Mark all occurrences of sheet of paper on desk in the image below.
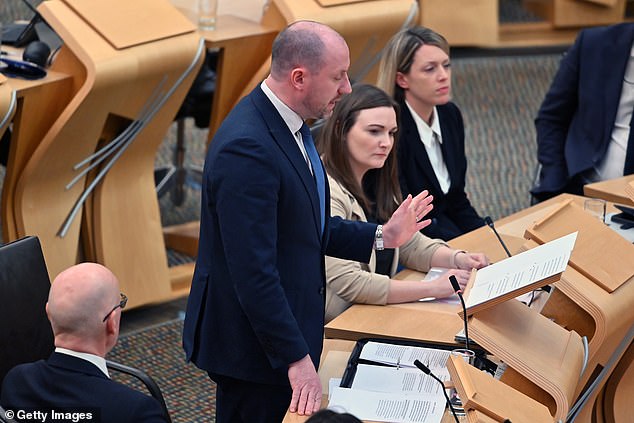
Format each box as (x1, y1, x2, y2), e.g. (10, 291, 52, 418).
(352, 364, 448, 395)
(465, 231, 577, 310)
(329, 387, 445, 423)
(360, 341, 451, 369)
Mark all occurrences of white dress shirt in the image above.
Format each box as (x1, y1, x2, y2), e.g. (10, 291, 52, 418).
(56, 347, 110, 378)
(597, 43, 634, 179)
(260, 81, 313, 173)
(405, 101, 451, 194)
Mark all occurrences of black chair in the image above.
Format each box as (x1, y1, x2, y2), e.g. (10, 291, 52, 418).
(0, 236, 171, 422)
(155, 49, 217, 206)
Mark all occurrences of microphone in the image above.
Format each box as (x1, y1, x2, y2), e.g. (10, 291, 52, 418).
(450, 275, 470, 351)
(484, 216, 511, 258)
(413, 359, 460, 423)
(484, 216, 552, 295)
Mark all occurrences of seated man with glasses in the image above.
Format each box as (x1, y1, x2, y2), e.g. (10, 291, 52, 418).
(1, 262, 167, 423)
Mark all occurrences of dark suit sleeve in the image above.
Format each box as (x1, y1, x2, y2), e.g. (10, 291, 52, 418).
(534, 32, 583, 194)
(131, 394, 169, 422)
(212, 136, 309, 368)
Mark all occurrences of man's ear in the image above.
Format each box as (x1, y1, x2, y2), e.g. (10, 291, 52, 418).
(395, 71, 408, 90)
(290, 67, 306, 90)
(104, 313, 118, 336)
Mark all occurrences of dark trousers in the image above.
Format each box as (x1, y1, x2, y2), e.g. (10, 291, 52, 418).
(210, 373, 292, 423)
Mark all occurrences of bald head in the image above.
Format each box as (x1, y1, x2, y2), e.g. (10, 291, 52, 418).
(270, 20, 346, 80)
(47, 263, 120, 340)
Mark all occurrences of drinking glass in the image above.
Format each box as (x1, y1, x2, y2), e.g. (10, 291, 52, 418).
(584, 198, 606, 223)
(198, 0, 218, 31)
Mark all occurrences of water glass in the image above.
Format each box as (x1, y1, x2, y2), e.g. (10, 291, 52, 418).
(584, 198, 606, 223)
(198, 0, 218, 31)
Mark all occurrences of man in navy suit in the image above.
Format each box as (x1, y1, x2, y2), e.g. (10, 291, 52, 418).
(1, 263, 167, 422)
(532, 23, 634, 201)
(182, 21, 432, 422)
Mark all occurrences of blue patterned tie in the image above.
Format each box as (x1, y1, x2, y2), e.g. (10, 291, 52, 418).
(300, 123, 325, 234)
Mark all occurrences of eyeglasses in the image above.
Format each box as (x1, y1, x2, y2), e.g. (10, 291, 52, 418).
(102, 292, 128, 322)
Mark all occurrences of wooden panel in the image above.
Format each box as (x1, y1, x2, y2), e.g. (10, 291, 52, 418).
(525, 200, 634, 293)
(524, 0, 626, 28)
(583, 174, 634, 207)
(324, 302, 463, 345)
(13, 0, 203, 308)
(470, 300, 584, 421)
(62, 0, 196, 49)
(420, 0, 498, 46)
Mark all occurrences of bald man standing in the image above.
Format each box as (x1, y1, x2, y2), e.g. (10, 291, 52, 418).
(183, 20, 431, 422)
(1, 263, 167, 423)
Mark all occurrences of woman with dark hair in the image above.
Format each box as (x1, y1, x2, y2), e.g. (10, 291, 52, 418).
(377, 26, 485, 241)
(318, 84, 488, 323)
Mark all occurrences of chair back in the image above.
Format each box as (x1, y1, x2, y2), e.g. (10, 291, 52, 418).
(0, 236, 54, 395)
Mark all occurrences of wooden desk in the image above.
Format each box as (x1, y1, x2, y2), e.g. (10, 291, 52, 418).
(583, 174, 634, 206)
(0, 75, 16, 140)
(1, 68, 73, 247)
(2, 0, 203, 308)
(324, 194, 577, 344)
(282, 339, 466, 423)
(326, 194, 634, 422)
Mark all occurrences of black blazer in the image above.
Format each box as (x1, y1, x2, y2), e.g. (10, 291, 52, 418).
(1, 352, 166, 423)
(182, 85, 375, 386)
(398, 101, 484, 240)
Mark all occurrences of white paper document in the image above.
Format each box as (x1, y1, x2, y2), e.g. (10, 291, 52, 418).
(359, 341, 451, 370)
(351, 364, 448, 395)
(465, 231, 578, 310)
(329, 386, 445, 423)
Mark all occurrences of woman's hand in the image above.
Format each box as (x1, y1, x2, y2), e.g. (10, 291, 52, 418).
(430, 269, 471, 298)
(382, 191, 433, 249)
(454, 251, 489, 270)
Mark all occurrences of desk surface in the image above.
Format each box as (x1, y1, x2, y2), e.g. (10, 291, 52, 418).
(584, 175, 634, 206)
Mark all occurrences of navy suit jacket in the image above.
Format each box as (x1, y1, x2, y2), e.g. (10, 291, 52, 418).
(182, 86, 375, 386)
(397, 101, 484, 241)
(1, 352, 166, 422)
(534, 23, 634, 196)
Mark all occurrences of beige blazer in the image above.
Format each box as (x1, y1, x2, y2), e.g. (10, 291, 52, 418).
(325, 175, 448, 323)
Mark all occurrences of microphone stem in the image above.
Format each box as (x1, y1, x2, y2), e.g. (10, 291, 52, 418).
(493, 229, 512, 258)
(457, 294, 470, 351)
(429, 372, 460, 423)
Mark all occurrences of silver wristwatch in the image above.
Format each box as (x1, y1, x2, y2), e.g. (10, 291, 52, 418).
(374, 225, 384, 251)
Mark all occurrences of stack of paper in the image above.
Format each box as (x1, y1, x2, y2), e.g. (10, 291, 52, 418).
(328, 342, 451, 423)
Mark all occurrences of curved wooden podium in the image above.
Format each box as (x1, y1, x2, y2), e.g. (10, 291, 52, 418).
(264, 0, 417, 85)
(10, 0, 204, 307)
(0, 76, 16, 140)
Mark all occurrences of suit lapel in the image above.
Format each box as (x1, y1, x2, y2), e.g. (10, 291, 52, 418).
(438, 107, 459, 189)
(401, 105, 443, 194)
(250, 88, 323, 237)
(602, 28, 634, 144)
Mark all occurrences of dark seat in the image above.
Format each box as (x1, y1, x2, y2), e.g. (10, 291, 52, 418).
(0, 236, 171, 422)
(155, 49, 217, 206)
